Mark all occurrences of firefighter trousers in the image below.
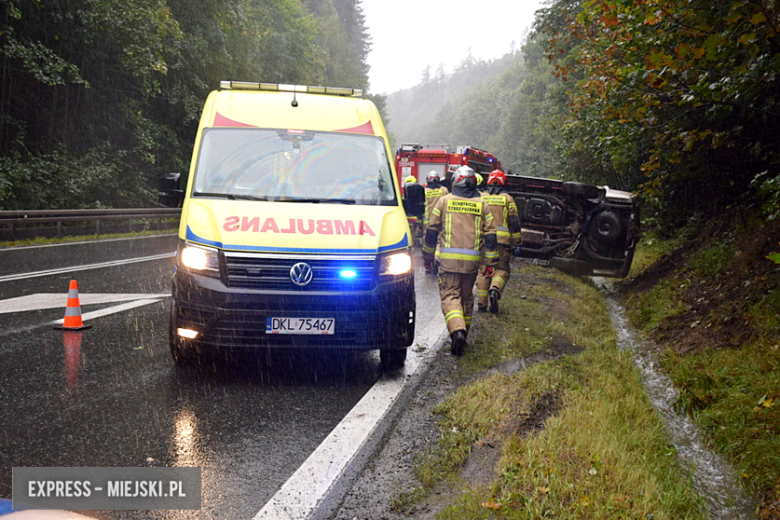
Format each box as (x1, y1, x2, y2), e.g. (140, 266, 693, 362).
(476, 246, 512, 307)
(439, 271, 478, 335)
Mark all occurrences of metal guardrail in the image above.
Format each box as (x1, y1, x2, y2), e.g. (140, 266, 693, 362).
(0, 208, 181, 241)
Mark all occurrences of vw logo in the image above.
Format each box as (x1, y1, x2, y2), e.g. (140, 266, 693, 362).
(290, 262, 313, 287)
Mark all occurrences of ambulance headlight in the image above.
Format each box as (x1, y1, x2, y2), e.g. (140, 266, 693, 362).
(179, 244, 220, 275)
(379, 251, 412, 276)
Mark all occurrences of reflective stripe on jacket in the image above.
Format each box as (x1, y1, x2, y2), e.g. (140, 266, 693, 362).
(423, 186, 449, 225)
(424, 194, 498, 274)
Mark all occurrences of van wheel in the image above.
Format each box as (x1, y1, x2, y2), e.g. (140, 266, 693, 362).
(380, 348, 407, 371)
(618, 241, 637, 279)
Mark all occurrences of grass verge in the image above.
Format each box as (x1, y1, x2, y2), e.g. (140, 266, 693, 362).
(399, 264, 706, 519)
(625, 277, 688, 331)
(625, 231, 685, 283)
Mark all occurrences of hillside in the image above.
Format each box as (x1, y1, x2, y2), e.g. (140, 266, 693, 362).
(385, 52, 521, 145)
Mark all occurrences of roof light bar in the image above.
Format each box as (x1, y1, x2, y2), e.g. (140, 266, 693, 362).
(220, 81, 362, 97)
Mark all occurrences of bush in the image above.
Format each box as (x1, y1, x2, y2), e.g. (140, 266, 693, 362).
(688, 240, 736, 280)
(0, 147, 156, 210)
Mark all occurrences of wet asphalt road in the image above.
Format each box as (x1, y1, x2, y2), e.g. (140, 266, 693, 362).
(0, 239, 441, 519)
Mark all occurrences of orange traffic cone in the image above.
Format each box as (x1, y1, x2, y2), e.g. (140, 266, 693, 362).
(53, 280, 92, 330)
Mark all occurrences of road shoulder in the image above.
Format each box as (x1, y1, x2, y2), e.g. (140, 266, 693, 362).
(333, 262, 709, 520)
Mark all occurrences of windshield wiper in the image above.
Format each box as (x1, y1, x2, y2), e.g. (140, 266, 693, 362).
(193, 192, 267, 201)
(274, 198, 357, 204)
(231, 194, 268, 201)
(193, 191, 235, 199)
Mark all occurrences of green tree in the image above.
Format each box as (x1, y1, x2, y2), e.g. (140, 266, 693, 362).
(542, 0, 780, 222)
(303, 0, 366, 88)
(0, 0, 367, 210)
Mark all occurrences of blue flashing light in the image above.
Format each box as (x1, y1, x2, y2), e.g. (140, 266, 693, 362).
(340, 269, 357, 279)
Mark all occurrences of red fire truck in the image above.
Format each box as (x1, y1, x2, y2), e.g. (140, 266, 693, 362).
(395, 144, 501, 190)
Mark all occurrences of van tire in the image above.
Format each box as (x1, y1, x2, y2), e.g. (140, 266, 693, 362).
(589, 210, 623, 243)
(618, 241, 637, 278)
(380, 348, 407, 371)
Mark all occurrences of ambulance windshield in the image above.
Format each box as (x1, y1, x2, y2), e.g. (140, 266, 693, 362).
(192, 128, 397, 206)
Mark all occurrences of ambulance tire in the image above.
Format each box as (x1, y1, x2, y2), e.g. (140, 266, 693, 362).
(380, 348, 407, 371)
(169, 306, 199, 366)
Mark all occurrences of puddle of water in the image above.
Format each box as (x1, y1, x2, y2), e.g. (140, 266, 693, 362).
(594, 278, 756, 520)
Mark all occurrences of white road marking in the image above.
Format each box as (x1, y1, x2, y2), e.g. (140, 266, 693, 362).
(254, 312, 447, 520)
(0, 252, 175, 283)
(0, 323, 51, 340)
(0, 298, 168, 339)
(51, 299, 165, 325)
(0, 293, 171, 314)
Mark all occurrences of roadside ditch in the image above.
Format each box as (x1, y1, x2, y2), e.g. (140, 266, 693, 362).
(599, 278, 755, 519)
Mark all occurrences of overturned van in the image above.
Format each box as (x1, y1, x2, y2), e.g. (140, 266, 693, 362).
(506, 175, 641, 278)
(170, 81, 415, 369)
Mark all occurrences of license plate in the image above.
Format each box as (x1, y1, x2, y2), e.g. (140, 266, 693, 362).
(266, 317, 335, 335)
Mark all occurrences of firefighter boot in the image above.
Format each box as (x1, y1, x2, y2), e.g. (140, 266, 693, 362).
(450, 329, 467, 357)
(488, 288, 500, 314)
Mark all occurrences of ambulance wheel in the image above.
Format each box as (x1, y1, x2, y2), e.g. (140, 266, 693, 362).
(380, 348, 407, 371)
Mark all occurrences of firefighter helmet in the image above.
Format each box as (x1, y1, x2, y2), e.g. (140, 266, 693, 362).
(404, 175, 417, 184)
(451, 166, 476, 188)
(475, 173, 484, 186)
(427, 170, 441, 183)
(487, 169, 507, 186)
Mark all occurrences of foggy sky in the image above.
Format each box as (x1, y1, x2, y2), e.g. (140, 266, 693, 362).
(362, 0, 548, 95)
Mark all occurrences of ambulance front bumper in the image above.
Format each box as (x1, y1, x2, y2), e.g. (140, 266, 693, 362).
(171, 269, 416, 350)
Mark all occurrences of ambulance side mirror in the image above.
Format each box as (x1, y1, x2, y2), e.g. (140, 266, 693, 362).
(158, 172, 184, 207)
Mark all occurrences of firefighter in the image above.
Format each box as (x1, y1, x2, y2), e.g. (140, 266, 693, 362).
(422, 170, 449, 272)
(424, 170, 449, 225)
(423, 166, 498, 356)
(403, 175, 426, 247)
(476, 169, 522, 313)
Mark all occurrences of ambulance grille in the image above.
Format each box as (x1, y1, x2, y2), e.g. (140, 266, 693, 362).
(223, 253, 376, 291)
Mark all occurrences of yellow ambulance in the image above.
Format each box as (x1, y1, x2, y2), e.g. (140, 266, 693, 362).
(170, 81, 415, 369)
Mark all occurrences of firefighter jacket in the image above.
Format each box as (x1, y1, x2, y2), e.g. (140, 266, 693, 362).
(423, 185, 449, 226)
(423, 193, 498, 274)
(481, 189, 522, 246)
(403, 183, 426, 219)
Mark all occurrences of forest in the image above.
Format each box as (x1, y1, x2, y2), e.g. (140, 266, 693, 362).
(389, 0, 780, 228)
(0, 0, 376, 210)
(3, 0, 780, 227)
